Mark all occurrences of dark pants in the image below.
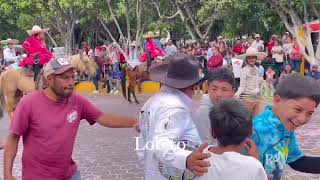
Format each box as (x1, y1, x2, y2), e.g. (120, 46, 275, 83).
(235, 78, 240, 91)
(105, 79, 112, 93)
(92, 69, 101, 90)
(275, 62, 284, 75)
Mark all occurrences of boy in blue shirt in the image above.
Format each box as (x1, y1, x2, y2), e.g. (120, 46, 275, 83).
(253, 73, 320, 180)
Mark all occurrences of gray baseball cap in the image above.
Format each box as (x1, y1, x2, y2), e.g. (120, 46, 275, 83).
(43, 58, 73, 78)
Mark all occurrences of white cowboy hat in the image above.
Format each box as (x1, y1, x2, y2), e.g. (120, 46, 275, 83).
(0, 38, 19, 45)
(27, 25, 50, 36)
(131, 41, 137, 47)
(237, 47, 267, 60)
(143, 31, 159, 39)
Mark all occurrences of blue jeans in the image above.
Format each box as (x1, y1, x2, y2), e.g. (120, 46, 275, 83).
(92, 69, 101, 90)
(71, 170, 81, 180)
(289, 59, 301, 72)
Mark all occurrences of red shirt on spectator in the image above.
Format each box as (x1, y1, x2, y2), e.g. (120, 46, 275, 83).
(267, 41, 275, 55)
(232, 44, 243, 54)
(207, 54, 223, 70)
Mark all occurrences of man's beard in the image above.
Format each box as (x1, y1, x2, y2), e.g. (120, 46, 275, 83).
(52, 86, 73, 99)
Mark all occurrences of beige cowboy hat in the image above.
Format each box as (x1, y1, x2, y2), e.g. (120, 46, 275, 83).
(131, 41, 137, 47)
(27, 25, 50, 36)
(237, 47, 267, 60)
(143, 31, 159, 39)
(0, 38, 19, 45)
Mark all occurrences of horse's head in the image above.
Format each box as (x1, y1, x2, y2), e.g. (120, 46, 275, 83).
(68, 54, 98, 77)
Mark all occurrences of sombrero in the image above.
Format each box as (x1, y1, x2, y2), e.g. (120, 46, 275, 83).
(131, 41, 137, 47)
(0, 38, 19, 45)
(27, 25, 50, 36)
(150, 53, 202, 89)
(237, 47, 267, 60)
(143, 31, 159, 39)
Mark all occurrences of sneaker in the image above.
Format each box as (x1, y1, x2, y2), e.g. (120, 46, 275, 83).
(114, 90, 119, 94)
(93, 90, 99, 94)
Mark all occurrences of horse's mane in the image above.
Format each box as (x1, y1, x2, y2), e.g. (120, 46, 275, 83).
(68, 54, 97, 77)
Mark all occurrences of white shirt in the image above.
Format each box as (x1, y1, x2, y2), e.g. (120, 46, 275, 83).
(164, 44, 177, 56)
(283, 43, 293, 55)
(193, 94, 217, 146)
(251, 40, 264, 51)
(231, 58, 244, 78)
(271, 45, 284, 63)
(3, 48, 18, 62)
(137, 85, 202, 180)
(236, 65, 263, 96)
(195, 147, 268, 180)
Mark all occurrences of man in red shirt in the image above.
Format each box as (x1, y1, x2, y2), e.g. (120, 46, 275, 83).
(207, 46, 224, 71)
(267, 34, 277, 56)
(232, 38, 244, 55)
(20, 25, 53, 68)
(4, 57, 137, 180)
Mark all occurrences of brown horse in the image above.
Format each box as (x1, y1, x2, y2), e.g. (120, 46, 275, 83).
(121, 63, 149, 104)
(121, 57, 168, 104)
(0, 54, 97, 119)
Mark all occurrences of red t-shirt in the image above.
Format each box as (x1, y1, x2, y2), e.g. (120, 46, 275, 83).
(207, 54, 224, 70)
(10, 91, 104, 180)
(232, 44, 243, 54)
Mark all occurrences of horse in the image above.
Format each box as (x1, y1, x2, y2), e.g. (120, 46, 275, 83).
(0, 54, 97, 119)
(120, 53, 167, 105)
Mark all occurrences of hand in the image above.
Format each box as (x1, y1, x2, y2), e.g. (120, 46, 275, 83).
(133, 121, 140, 133)
(244, 138, 259, 160)
(186, 143, 211, 176)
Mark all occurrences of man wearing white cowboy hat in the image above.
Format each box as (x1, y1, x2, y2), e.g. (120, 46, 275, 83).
(20, 25, 53, 71)
(137, 54, 211, 180)
(251, 34, 265, 52)
(1, 38, 20, 66)
(236, 47, 267, 116)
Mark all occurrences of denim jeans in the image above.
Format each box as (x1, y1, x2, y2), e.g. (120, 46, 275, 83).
(71, 170, 81, 180)
(288, 59, 301, 72)
(92, 69, 101, 90)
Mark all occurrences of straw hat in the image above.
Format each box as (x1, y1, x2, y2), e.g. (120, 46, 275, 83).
(131, 41, 137, 47)
(0, 38, 19, 45)
(27, 25, 50, 36)
(237, 47, 267, 60)
(143, 31, 159, 39)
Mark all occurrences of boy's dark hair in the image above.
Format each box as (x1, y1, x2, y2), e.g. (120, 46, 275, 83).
(207, 68, 236, 89)
(274, 73, 320, 105)
(209, 99, 252, 146)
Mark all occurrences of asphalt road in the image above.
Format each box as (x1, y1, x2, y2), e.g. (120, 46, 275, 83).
(0, 93, 319, 180)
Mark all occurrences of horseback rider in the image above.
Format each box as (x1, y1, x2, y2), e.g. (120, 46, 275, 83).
(139, 31, 165, 71)
(20, 25, 53, 81)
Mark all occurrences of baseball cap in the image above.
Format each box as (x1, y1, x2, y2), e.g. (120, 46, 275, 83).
(43, 57, 73, 78)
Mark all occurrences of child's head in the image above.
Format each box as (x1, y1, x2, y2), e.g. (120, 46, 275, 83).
(209, 99, 252, 146)
(207, 68, 236, 103)
(273, 73, 320, 131)
(267, 66, 273, 72)
(284, 64, 292, 73)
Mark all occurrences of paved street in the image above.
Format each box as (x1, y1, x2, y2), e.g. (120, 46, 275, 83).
(0, 93, 320, 180)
